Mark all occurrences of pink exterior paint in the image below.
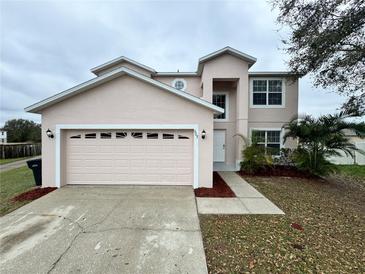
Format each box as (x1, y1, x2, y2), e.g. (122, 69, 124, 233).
(154, 76, 203, 98)
(27, 47, 300, 188)
(41, 76, 213, 187)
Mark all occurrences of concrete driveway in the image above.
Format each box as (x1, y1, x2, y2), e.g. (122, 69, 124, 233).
(0, 186, 207, 274)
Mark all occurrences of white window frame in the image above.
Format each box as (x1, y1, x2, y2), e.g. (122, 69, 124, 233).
(172, 78, 187, 91)
(249, 128, 284, 155)
(55, 124, 199, 189)
(250, 78, 286, 108)
(213, 92, 229, 122)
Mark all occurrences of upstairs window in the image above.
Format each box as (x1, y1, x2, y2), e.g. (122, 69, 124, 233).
(213, 93, 227, 120)
(252, 79, 283, 107)
(251, 129, 281, 155)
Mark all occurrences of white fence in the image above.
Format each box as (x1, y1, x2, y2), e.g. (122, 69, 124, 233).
(328, 142, 365, 165)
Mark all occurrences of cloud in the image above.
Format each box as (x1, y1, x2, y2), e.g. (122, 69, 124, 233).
(0, 0, 346, 126)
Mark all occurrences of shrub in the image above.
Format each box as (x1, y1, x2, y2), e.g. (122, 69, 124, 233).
(240, 144, 273, 174)
(291, 147, 337, 176)
(283, 113, 365, 176)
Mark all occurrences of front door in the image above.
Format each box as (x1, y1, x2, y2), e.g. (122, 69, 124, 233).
(213, 130, 225, 162)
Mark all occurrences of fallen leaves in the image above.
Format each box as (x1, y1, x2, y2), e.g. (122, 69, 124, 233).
(200, 175, 365, 273)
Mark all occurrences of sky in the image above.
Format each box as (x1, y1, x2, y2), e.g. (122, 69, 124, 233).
(0, 0, 348, 126)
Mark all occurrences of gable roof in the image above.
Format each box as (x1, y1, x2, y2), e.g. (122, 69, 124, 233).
(25, 67, 224, 114)
(90, 56, 156, 76)
(197, 46, 257, 74)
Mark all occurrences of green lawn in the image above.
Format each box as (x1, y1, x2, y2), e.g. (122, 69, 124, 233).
(0, 166, 36, 216)
(336, 164, 365, 179)
(0, 157, 33, 165)
(200, 175, 365, 273)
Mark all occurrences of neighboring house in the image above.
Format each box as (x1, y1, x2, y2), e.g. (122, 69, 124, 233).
(25, 47, 299, 188)
(328, 130, 365, 165)
(0, 130, 7, 143)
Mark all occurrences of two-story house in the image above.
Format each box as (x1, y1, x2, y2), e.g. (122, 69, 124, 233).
(25, 47, 298, 188)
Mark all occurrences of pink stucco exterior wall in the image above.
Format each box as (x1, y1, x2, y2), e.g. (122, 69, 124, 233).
(41, 76, 214, 188)
(153, 76, 203, 98)
(32, 50, 300, 188)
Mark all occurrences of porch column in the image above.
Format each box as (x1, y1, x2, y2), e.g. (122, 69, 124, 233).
(235, 73, 249, 169)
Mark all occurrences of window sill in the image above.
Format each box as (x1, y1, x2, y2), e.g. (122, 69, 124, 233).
(250, 105, 285, 109)
(214, 119, 229, 122)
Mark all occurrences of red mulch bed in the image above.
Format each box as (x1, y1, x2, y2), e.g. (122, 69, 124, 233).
(238, 165, 317, 179)
(195, 172, 236, 197)
(12, 187, 57, 202)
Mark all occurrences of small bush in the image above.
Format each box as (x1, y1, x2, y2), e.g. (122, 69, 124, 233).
(292, 147, 337, 176)
(240, 144, 273, 174)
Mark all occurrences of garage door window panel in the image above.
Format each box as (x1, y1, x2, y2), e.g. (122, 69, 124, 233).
(101, 132, 112, 139)
(116, 132, 127, 138)
(163, 133, 174, 139)
(147, 133, 159, 139)
(70, 134, 81, 139)
(85, 133, 97, 139)
(132, 132, 143, 139)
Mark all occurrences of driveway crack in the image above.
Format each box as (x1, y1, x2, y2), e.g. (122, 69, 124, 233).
(84, 199, 124, 231)
(47, 227, 83, 274)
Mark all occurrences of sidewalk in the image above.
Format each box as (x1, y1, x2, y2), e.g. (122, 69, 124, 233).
(0, 156, 41, 172)
(196, 171, 284, 215)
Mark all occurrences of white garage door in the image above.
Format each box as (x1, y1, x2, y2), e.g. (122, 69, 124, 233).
(65, 129, 194, 185)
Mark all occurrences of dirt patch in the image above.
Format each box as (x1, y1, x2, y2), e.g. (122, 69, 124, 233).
(195, 172, 236, 197)
(238, 165, 317, 178)
(12, 187, 57, 202)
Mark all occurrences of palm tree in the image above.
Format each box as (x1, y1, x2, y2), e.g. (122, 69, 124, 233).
(283, 112, 365, 176)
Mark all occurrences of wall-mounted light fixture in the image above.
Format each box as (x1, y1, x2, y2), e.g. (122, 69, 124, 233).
(46, 129, 54, 139)
(201, 130, 206, 140)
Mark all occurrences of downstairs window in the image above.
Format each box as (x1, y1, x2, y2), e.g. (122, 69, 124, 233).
(251, 129, 281, 155)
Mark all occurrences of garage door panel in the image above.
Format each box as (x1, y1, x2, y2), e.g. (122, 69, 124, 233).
(65, 129, 193, 185)
(71, 173, 114, 182)
(69, 167, 115, 174)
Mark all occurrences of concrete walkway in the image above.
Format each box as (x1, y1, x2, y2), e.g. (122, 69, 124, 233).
(196, 171, 284, 215)
(0, 156, 41, 172)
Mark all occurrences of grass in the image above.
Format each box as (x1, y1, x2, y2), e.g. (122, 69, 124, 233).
(0, 157, 33, 165)
(200, 175, 365, 273)
(0, 166, 36, 216)
(336, 164, 365, 179)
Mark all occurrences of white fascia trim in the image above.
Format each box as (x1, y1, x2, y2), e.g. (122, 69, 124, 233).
(155, 72, 198, 76)
(199, 46, 257, 64)
(249, 72, 298, 76)
(213, 91, 229, 122)
(90, 56, 156, 75)
(25, 67, 224, 114)
(197, 46, 257, 74)
(55, 124, 200, 189)
(249, 77, 286, 109)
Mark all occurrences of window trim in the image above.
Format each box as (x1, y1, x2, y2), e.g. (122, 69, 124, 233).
(250, 78, 286, 108)
(172, 78, 187, 91)
(249, 128, 284, 155)
(213, 91, 229, 122)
